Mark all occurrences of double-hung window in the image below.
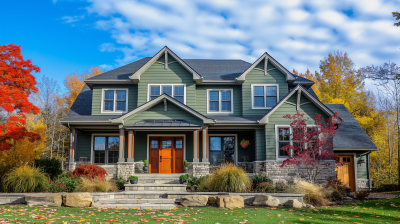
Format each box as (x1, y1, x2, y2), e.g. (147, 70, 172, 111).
(207, 89, 233, 113)
(102, 89, 128, 113)
(251, 84, 279, 109)
(93, 136, 119, 164)
(148, 84, 186, 104)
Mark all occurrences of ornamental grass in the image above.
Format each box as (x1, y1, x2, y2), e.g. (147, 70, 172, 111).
(208, 163, 252, 193)
(74, 177, 117, 192)
(3, 165, 49, 193)
(286, 178, 333, 206)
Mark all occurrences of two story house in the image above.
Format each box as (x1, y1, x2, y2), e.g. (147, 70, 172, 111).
(61, 46, 377, 191)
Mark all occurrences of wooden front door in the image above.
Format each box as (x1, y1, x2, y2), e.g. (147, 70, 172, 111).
(336, 155, 356, 191)
(149, 137, 184, 173)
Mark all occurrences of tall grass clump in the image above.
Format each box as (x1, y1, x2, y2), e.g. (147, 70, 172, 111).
(3, 165, 49, 193)
(74, 177, 117, 192)
(286, 178, 333, 206)
(208, 163, 252, 192)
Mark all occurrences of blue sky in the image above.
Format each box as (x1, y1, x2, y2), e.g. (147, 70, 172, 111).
(1, 0, 400, 91)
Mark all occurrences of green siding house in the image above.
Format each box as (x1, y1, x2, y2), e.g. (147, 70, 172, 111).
(61, 46, 377, 191)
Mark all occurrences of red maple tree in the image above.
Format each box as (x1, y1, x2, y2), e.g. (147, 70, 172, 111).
(279, 112, 342, 182)
(0, 44, 41, 151)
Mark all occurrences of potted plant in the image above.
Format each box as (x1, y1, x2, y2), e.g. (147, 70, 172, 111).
(129, 176, 138, 184)
(179, 174, 189, 184)
(143, 160, 149, 173)
(240, 139, 250, 148)
(183, 160, 188, 173)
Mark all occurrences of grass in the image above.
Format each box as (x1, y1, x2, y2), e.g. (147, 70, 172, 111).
(1, 197, 400, 223)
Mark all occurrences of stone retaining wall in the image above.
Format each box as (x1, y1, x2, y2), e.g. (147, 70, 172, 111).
(357, 179, 372, 190)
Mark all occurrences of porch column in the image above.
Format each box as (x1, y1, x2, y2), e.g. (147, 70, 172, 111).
(127, 130, 134, 162)
(69, 127, 76, 171)
(193, 130, 199, 162)
(202, 127, 209, 162)
(119, 128, 125, 162)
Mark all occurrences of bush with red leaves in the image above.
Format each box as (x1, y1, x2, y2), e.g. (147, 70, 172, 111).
(73, 164, 108, 179)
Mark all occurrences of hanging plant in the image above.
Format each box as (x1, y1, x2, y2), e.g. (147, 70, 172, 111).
(240, 139, 250, 148)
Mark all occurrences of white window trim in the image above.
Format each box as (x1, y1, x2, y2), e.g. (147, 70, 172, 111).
(251, 84, 279, 109)
(147, 84, 186, 104)
(275, 124, 318, 161)
(206, 89, 234, 114)
(101, 88, 129, 114)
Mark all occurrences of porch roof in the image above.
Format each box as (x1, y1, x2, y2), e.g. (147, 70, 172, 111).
(124, 119, 201, 127)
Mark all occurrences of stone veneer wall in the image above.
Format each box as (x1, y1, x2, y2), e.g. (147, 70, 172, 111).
(135, 162, 144, 173)
(189, 162, 210, 177)
(253, 161, 336, 184)
(117, 162, 135, 180)
(357, 179, 372, 190)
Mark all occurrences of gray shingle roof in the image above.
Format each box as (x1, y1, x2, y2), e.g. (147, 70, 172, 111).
(183, 59, 251, 81)
(65, 84, 93, 117)
(124, 119, 200, 127)
(326, 104, 377, 150)
(86, 57, 151, 80)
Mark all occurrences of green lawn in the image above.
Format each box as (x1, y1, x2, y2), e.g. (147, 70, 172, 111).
(1, 198, 400, 223)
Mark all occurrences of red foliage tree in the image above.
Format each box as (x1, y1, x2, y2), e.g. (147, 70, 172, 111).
(279, 112, 342, 182)
(0, 44, 41, 151)
(73, 164, 108, 179)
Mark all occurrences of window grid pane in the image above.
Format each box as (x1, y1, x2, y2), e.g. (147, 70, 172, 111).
(254, 86, 264, 96)
(162, 140, 172, 148)
(151, 140, 158, 148)
(104, 101, 114, 111)
(150, 86, 160, 97)
(176, 139, 182, 148)
(209, 101, 219, 111)
(162, 86, 172, 95)
(209, 91, 219, 101)
(254, 96, 264, 107)
(221, 101, 231, 112)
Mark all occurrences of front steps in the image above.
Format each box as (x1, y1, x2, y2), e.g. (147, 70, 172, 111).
(95, 198, 176, 210)
(125, 183, 187, 191)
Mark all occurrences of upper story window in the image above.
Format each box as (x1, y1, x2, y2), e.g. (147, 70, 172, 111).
(207, 89, 234, 114)
(101, 89, 128, 113)
(147, 84, 186, 104)
(251, 84, 279, 109)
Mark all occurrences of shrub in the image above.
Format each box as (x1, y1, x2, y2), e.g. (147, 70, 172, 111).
(198, 175, 211, 191)
(74, 177, 118, 192)
(3, 165, 49, 193)
(129, 176, 138, 181)
(46, 172, 81, 193)
(355, 190, 370, 200)
(34, 158, 63, 180)
(326, 178, 347, 196)
(255, 181, 276, 192)
(113, 178, 127, 190)
(186, 176, 209, 191)
(208, 163, 252, 193)
(251, 174, 270, 190)
(73, 164, 107, 179)
(286, 178, 333, 206)
(275, 182, 288, 192)
(179, 174, 190, 181)
(183, 160, 188, 167)
(144, 160, 148, 167)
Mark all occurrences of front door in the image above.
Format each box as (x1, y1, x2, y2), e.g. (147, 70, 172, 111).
(160, 138, 173, 173)
(149, 137, 184, 173)
(336, 155, 356, 191)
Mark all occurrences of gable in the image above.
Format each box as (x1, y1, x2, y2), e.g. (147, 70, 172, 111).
(124, 101, 204, 126)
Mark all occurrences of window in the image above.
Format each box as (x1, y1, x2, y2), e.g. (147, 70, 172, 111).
(207, 89, 233, 113)
(209, 136, 235, 165)
(251, 84, 279, 109)
(276, 125, 319, 159)
(101, 89, 128, 113)
(93, 136, 119, 164)
(147, 84, 186, 104)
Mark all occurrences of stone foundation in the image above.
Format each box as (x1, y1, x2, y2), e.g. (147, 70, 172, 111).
(68, 162, 76, 172)
(253, 160, 336, 184)
(357, 179, 372, 190)
(135, 162, 144, 173)
(189, 162, 210, 177)
(237, 162, 254, 173)
(117, 162, 135, 180)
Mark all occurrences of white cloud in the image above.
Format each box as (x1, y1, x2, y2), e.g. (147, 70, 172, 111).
(61, 15, 85, 23)
(85, 0, 400, 75)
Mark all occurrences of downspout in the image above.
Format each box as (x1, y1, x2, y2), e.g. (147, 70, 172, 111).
(367, 152, 372, 191)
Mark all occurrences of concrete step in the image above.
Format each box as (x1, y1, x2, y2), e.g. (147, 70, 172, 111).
(95, 203, 176, 210)
(125, 183, 187, 191)
(97, 198, 175, 204)
(138, 178, 179, 184)
(134, 173, 185, 178)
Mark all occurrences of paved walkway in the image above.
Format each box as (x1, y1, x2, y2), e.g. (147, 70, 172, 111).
(369, 192, 399, 200)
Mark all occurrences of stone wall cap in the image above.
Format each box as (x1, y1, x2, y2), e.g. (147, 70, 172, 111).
(117, 162, 136, 164)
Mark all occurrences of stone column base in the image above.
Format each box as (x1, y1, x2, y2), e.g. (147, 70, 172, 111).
(189, 162, 210, 177)
(357, 179, 372, 190)
(117, 162, 135, 180)
(68, 162, 76, 172)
